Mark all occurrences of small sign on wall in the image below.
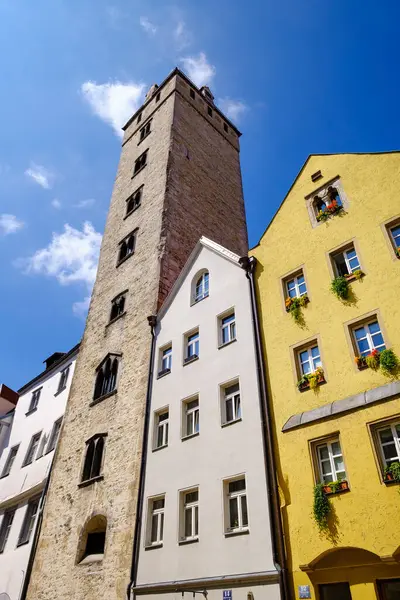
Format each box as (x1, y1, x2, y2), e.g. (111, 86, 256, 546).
(298, 585, 311, 599)
(223, 591, 232, 600)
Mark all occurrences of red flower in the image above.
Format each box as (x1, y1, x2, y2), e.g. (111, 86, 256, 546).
(371, 349, 379, 356)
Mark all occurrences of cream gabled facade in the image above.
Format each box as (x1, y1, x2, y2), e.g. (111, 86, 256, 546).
(0, 346, 78, 600)
(134, 238, 281, 600)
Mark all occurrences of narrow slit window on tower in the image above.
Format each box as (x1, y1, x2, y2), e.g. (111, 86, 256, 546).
(125, 187, 142, 217)
(208, 106, 213, 117)
(190, 89, 195, 100)
(78, 515, 107, 563)
(133, 150, 148, 177)
(109, 292, 127, 322)
(117, 230, 137, 265)
(93, 354, 120, 401)
(137, 112, 142, 124)
(224, 123, 228, 133)
(139, 120, 152, 143)
(81, 434, 106, 483)
(156, 92, 161, 102)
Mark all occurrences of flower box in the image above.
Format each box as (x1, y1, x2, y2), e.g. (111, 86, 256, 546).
(285, 294, 309, 313)
(384, 472, 394, 482)
(323, 480, 349, 494)
(297, 369, 325, 392)
(316, 201, 343, 222)
(355, 356, 368, 370)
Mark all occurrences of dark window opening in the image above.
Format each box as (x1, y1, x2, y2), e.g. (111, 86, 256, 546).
(327, 186, 343, 206)
(137, 112, 142, 124)
(28, 389, 41, 413)
(133, 150, 147, 175)
(140, 121, 151, 142)
(57, 367, 70, 393)
(156, 92, 161, 102)
(82, 435, 105, 482)
(208, 106, 213, 117)
(190, 89, 195, 100)
(319, 583, 351, 600)
(85, 531, 105, 556)
(223, 123, 228, 133)
(93, 356, 119, 400)
(126, 188, 142, 215)
(110, 294, 126, 322)
(311, 170, 322, 182)
(118, 231, 137, 264)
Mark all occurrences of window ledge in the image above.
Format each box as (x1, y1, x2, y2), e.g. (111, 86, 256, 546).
(224, 528, 249, 538)
(116, 252, 135, 268)
(78, 475, 104, 488)
(383, 477, 400, 486)
(323, 481, 350, 496)
(152, 444, 168, 453)
(105, 312, 126, 328)
(124, 205, 141, 220)
(181, 432, 200, 442)
(89, 389, 117, 407)
(344, 271, 365, 283)
(145, 543, 163, 551)
(79, 553, 104, 565)
(221, 417, 242, 429)
(157, 369, 171, 379)
(183, 355, 199, 367)
(190, 294, 209, 307)
(16, 539, 30, 548)
(0, 473, 10, 479)
(218, 339, 237, 350)
(179, 537, 199, 546)
(138, 131, 151, 146)
(298, 377, 326, 393)
(131, 164, 147, 179)
(21, 461, 33, 469)
(54, 386, 67, 397)
(25, 408, 37, 416)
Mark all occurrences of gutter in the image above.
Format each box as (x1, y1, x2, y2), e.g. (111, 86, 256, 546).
(127, 315, 157, 600)
(239, 256, 291, 600)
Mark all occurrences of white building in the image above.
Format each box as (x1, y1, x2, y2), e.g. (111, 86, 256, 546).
(0, 345, 79, 600)
(132, 238, 282, 600)
(0, 385, 19, 461)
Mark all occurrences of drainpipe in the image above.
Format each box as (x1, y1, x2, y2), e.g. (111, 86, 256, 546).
(127, 315, 157, 600)
(19, 457, 55, 600)
(239, 256, 291, 600)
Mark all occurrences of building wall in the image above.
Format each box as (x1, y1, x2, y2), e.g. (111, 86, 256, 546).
(0, 350, 77, 600)
(251, 153, 400, 599)
(27, 71, 248, 600)
(136, 244, 278, 598)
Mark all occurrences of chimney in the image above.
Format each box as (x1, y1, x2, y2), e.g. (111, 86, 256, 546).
(43, 352, 65, 370)
(145, 84, 159, 102)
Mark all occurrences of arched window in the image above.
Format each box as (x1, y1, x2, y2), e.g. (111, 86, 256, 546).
(327, 186, 342, 207)
(118, 230, 137, 264)
(313, 195, 326, 216)
(193, 271, 209, 303)
(110, 293, 126, 322)
(93, 353, 121, 401)
(81, 434, 106, 483)
(77, 514, 107, 564)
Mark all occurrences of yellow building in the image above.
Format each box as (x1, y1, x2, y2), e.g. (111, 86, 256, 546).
(251, 152, 400, 600)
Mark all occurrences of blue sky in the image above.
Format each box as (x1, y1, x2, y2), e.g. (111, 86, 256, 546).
(1, 0, 399, 389)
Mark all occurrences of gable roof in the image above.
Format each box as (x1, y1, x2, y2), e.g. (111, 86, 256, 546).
(251, 150, 400, 251)
(157, 237, 242, 321)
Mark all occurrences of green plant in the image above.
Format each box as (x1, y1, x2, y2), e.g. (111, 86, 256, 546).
(308, 373, 318, 390)
(330, 276, 349, 300)
(365, 349, 380, 370)
(313, 483, 331, 531)
(353, 269, 363, 280)
(384, 462, 400, 482)
(379, 349, 399, 375)
(297, 367, 325, 392)
(286, 294, 309, 324)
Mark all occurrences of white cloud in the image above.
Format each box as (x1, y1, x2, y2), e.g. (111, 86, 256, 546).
(174, 20, 191, 50)
(73, 296, 91, 318)
(0, 214, 24, 235)
(51, 198, 62, 209)
(180, 52, 216, 87)
(75, 198, 95, 209)
(218, 98, 248, 123)
(140, 16, 157, 35)
(81, 80, 146, 137)
(25, 163, 54, 189)
(18, 222, 102, 317)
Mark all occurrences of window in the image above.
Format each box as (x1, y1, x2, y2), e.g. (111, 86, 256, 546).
(220, 312, 236, 346)
(332, 244, 361, 277)
(139, 120, 151, 142)
(225, 477, 248, 533)
(319, 583, 351, 600)
(78, 515, 107, 563)
(222, 382, 241, 425)
(180, 489, 199, 541)
(183, 397, 199, 438)
(118, 230, 137, 265)
(28, 388, 41, 413)
(190, 89, 195, 100)
(353, 319, 386, 357)
(208, 106, 213, 117)
(81, 434, 106, 483)
(46, 418, 62, 453)
(126, 187, 142, 216)
(385, 219, 400, 258)
(137, 112, 142, 123)
(0, 445, 19, 478)
(184, 330, 199, 363)
(158, 345, 172, 376)
(376, 421, 400, 470)
(93, 354, 120, 401)
(378, 578, 400, 599)
(154, 410, 169, 449)
(313, 186, 343, 219)
(298, 343, 322, 376)
(316, 439, 347, 484)
(156, 92, 160, 102)
(390, 224, 400, 250)
(148, 497, 165, 546)
(110, 292, 126, 322)
(193, 271, 209, 303)
(133, 150, 147, 176)
(23, 433, 41, 466)
(286, 273, 307, 299)
(224, 123, 228, 133)
(57, 366, 70, 393)
(17, 497, 40, 546)
(0, 509, 16, 553)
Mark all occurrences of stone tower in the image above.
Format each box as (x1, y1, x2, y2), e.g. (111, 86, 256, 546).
(26, 68, 248, 600)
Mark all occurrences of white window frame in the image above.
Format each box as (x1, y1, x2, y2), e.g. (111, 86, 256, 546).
(298, 344, 321, 376)
(185, 331, 199, 361)
(148, 496, 165, 546)
(377, 421, 400, 468)
(333, 245, 360, 276)
(194, 272, 209, 303)
(160, 346, 172, 372)
(23, 432, 42, 466)
(57, 366, 70, 393)
(286, 273, 307, 299)
(180, 489, 199, 541)
(220, 312, 236, 346)
(46, 418, 63, 453)
(0, 508, 16, 553)
(0, 445, 19, 478)
(316, 439, 347, 484)
(222, 383, 241, 425)
(17, 497, 40, 546)
(352, 319, 386, 357)
(225, 476, 248, 533)
(28, 389, 41, 413)
(154, 409, 169, 449)
(389, 224, 400, 249)
(183, 397, 199, 438)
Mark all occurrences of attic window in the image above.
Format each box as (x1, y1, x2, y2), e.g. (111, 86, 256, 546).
(208, 106, 213, 117)
(311, 170, 322, 182)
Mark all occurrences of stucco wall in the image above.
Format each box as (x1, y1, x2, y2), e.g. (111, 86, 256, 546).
(251, 153, 400, 598)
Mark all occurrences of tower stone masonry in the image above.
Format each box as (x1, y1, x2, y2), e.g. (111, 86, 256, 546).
(26, 69, 248, 600)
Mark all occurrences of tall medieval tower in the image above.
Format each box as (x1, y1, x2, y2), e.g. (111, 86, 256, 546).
(26, 69, 248, 600)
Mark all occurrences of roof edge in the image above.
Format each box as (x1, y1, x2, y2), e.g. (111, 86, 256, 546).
(18, 342, 80, 395)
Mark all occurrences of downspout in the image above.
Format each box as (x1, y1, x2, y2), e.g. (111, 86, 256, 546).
(127, 315, 157, 600)
(239, 256, 291, 600)
(19, 456, 55, 600)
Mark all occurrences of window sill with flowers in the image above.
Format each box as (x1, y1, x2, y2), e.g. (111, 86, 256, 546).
(355, 348, 399, 374)
(297, 367, 325, 392)
(316, 200, 343, 222)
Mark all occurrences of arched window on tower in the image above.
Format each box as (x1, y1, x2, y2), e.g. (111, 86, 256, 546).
(93, 353, 121, 401)
(81, 434, 106, 483)
(117, 230, 138, 265)
(77, 514, 107, 564)
(192, 270, 209, 304)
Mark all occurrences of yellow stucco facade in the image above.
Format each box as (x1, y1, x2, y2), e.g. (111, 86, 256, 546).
(251, 153, 400, 600)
